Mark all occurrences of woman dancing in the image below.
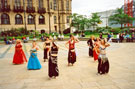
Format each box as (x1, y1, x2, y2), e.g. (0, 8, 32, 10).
(27, 41, 42, 70)
(65, 35, 79, 66)
(97, 39, 110, 75)
(13, 39, 27, 64)
(43, 37, 51, 62)
(48, 41, 59, 79)
(93, 38, 100, 61)
(87, 35, 95, 57)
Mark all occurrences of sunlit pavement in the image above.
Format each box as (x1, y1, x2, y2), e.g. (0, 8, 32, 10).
(0, 41, 135, 89)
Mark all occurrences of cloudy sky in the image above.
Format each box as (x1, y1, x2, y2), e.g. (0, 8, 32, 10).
(72, 0, 124, 15)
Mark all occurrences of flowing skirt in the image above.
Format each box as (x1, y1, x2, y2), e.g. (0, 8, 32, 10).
(44, 48, 49, 59)
(27, 53, 42, 70)
(13, 49, 27, 64)
(97, 57, 109, 74)
(93, 50, 98, 61)
(68, 50, 76, 64)
(49, 56, 59, 77)
(89, 48, 93, 57)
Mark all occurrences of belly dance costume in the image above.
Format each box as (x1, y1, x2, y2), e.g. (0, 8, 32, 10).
(68, 40, 76, 64)
(98, 47, 109, 74)
(44, 42, 50, 61)
(48, 47, 59, 78)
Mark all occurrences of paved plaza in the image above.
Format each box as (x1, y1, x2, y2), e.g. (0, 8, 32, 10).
(0, 41, 135, 89)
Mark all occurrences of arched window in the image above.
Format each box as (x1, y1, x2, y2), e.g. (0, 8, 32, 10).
(1, 13, 10, 24)
(28, 14, 34, 24)
(15, 14, 23, 24)
(39, 15, 45, 24)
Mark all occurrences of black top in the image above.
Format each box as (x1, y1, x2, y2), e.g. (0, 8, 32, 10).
(46, 42, 50, 46)
(87, 39, 94, 48)
(51, 47, 58, 54)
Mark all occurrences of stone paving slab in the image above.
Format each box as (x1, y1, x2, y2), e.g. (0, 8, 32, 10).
(0, 41, 135, 89)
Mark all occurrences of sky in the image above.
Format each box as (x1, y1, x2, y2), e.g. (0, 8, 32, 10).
(72, 0, 124, 16)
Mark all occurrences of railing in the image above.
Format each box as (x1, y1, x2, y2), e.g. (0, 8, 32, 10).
(38, 7, 46, 14)
(13, 6, 24, 12)
(26, 6, 35, 13)
(0, 5, 10, 12)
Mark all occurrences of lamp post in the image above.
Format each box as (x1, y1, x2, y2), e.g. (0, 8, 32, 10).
(47, 0, 51, 34)
(57, 0, 61, 34)
(34, 15, 37, 35)
(23, 0, 27, 34)
(106, 11, 108, 29)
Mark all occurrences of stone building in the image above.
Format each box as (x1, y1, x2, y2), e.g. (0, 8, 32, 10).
(0, 0, 72, 33)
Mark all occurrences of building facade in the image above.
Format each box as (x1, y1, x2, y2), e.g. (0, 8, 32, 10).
(0, 0, 72, 33)
(97, 0, 135, 28)
(97, 9, 121, 28)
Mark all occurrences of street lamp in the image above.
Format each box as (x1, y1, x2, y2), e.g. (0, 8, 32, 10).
(23, 0, 27, 34)
(33, 15, 37, 35)
(57, 0, 61, 34)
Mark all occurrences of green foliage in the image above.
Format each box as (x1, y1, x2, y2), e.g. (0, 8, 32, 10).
(109, 8, 134, 29)
(70, 13, 102, 32)
(111, 28, 121, 34)
(90, 13, 102, 30)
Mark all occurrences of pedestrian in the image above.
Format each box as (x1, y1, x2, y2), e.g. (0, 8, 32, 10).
(61, 34, 64, 40)
(48, 41, 59, 79)
(12, 37, 16, 44)
(116, 33, 120, 43)
(27, 41, 42, 70)
(65, 35, 79, 66)
(131, 32, 135, 42)
(119, 33, 123, 42)
(99, 33, 103, 39)
(107, 33, 111, 42)
(13, 39, 27, 64)
(125, 33, 130, 42)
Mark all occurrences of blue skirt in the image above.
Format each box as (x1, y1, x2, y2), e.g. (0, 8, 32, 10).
(27, 53, 42, 70)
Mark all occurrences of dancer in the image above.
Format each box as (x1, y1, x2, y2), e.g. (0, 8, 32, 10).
(93, 38, 100, 61)
(65, 35, 79, 66)
(87, 35, 95, 57)
(27, 41, 42, 70)
(97, 38, 110, 75)
(13, 39, 27, 64)
(43, 37, 51, 62)
(48, 41, 59, 79)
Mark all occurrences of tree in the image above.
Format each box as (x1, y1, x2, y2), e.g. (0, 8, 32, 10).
(70, 13, 81, 30)
(90, 13, 102, 31)
(70, 14, 91, 32)
(109, 8, 134, 29)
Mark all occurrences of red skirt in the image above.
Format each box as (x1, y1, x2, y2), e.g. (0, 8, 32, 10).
(13, 49, 27, 64)
(68, 50, 76, 64)
(93, 50, 98, 61)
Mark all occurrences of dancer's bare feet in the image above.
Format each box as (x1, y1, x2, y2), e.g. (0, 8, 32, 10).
(49, 77, 52, 80)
